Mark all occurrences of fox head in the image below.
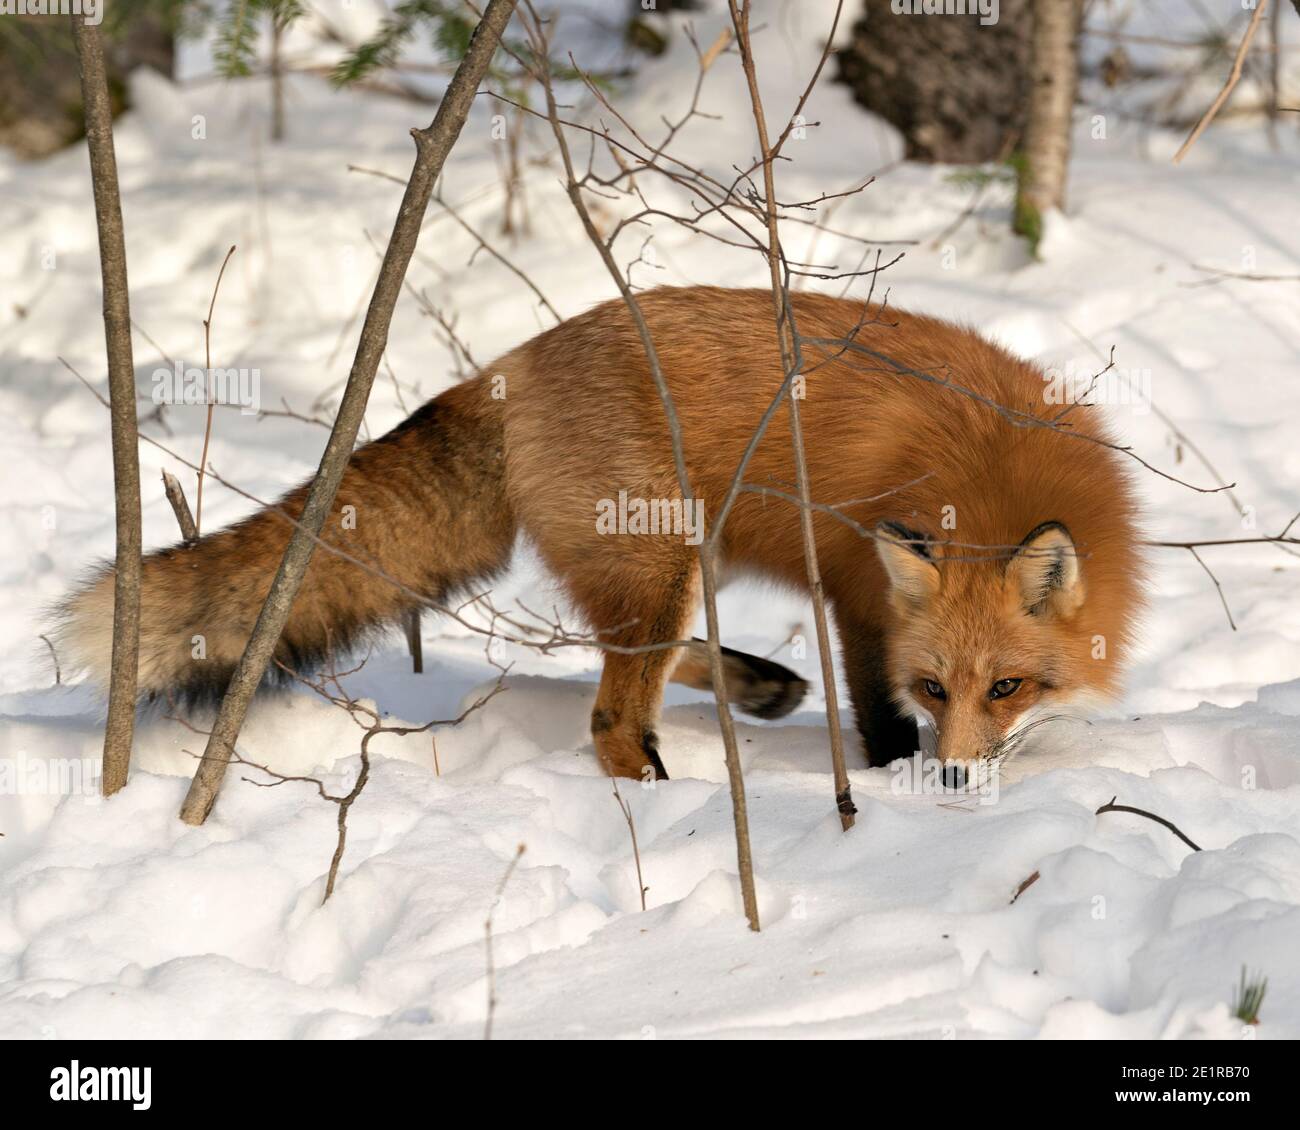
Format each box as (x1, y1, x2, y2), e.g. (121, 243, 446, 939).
(874, 519, 1105, 777)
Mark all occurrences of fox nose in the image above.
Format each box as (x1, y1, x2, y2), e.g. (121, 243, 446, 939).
(941, 763, 966, 790)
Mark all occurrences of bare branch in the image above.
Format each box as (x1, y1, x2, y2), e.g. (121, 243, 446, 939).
(1096, 796, 1203, 852)
(485, 843, 526, 1040)
(1173, 0, 1270, 164)
(179, 0, 521, 828)
(727, 0, 855, 831)
(519, 0, 760, 929)
(1187, 545, 1237, 631)
(349, 163, 563, 323)
(161, 470, 198, 544)
(196, 245, 237, 535)
(611, 779, 647, 912)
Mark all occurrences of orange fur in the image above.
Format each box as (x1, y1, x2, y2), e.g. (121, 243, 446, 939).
(57, 287, 1142, 778)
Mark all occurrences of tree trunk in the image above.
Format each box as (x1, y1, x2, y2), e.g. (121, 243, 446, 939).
(835, 0, 1032, 164)
(1014, 0, 1081, 247)
(71, 13, 142, 797)
(179, 0, 519, 827)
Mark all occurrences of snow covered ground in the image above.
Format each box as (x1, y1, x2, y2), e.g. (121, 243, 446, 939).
(2, 1, 1299, 1038)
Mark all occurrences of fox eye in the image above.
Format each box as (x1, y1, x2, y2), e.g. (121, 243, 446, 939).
(922, 679, 947, 700)
(990, 678, 1023, 700)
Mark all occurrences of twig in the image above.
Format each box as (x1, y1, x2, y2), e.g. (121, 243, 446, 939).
(130, 318, 175, 367)
(1148, 534, 1300, 549)
(196, 245, 237, 536)
(178, 0, 520, 828)
(1185, 264, 1300, 285)
(519, 0, 760, 930)
(729, 0, 855, 831)
(797, 332, 1234, 495)
(1267, 0, 1282, 151)
(1010, 870, 1040, 905)
(1187, 546, 1236, 631)
(1173, 0, 1270, 164)
(349, 165, 563, 323)
(61, 359, 701, 662)
(168, 651, 508, 904)
(484, 843, 526, 1040)
(1095, 796, 1202, 851)
(161, 470, 199, 543)
(1059, 320, 1249, 525)
(611, 779, 647, 911)
(38, 635, 62, 685)
(1083, 26, 1279, 51)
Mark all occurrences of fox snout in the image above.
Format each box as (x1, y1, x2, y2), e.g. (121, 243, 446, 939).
(927, 714, 1019, 791)
(933, 715, 1012, 783)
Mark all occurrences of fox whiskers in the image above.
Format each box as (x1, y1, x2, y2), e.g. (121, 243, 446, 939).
(985, 712, 1082, 771)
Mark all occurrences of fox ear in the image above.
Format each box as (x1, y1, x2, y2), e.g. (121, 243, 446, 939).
(1006, 521, 1084, 617)
(875, 522, 940, 608)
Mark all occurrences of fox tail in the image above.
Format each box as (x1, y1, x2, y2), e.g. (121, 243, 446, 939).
(52, 377, 513, 703)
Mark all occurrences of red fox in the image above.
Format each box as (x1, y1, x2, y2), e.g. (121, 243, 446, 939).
(56, 287, 1142, 780)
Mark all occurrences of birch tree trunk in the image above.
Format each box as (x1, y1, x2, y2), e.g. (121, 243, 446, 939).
(1014, 0, 1081, 248)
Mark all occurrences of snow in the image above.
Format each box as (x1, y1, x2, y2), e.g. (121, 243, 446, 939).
(2, 0, 1299, 1038)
